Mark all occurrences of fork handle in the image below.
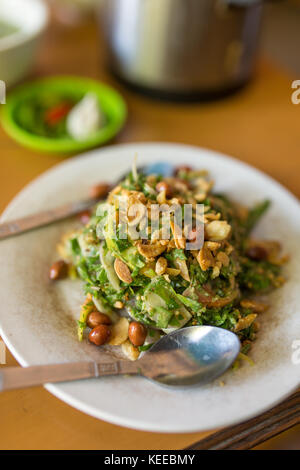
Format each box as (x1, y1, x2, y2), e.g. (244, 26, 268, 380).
(0, 361, 138, 391)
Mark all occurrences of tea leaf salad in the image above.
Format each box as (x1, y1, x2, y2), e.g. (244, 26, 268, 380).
(53, 164, 288, 361)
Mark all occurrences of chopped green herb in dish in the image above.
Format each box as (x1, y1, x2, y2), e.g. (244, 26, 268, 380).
(52, 163, 288, 361)
(14, 92, 105, 140)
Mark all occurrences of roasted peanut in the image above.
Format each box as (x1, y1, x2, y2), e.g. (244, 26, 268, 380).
(246, 245, 268, 261)
(78, 210, 91, 224)
(88, 324, 111, 346)
(49, 260, 68, 280)
(89, 183, 111, 200)
(87, 311, 112, 329)
(128, 321, 147, 347)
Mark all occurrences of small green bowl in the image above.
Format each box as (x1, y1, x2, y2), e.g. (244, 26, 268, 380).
(1, 76, 127, 154)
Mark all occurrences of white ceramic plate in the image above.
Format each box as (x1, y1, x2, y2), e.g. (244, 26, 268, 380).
(0, 143, 300, 433)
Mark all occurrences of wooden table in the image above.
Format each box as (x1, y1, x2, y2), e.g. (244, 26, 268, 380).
(0, 17, 299, 450)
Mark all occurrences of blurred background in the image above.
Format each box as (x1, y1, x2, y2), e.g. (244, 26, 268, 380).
(0, 0, 299, 450)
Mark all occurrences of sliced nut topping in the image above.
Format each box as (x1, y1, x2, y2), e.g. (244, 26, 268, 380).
(157, 189, 167, 204)
(137, 241, 167, 259)
(205, 212, 221, 221)
(225, 242, 234, 255)
(108, 317, 129, 345)
(206, 241, 221, 253)
(175, 238, 186, 250)
(108, 184, 122, 197)
(151, 228, 170, 242)
(170, 220, 186, 249)
(167, 239, 176, 251)
(240, 299, 269, 313)
(114, 258, 133, 284)
(235, 314, 257, 332)
(216, 251, 230, 267)
(194, 193, 206, 202)
(197, 244, 215, 271)
(127, 191, 147, 205)
(166, 267, 181, 276)
(173, 258, 190, 282)
(205, 220, 231, 241)
(195, 241, 229, 278)
(155, 257, 168, 275)
(212, 261, 222, 279)
(121, 339, 140, 361)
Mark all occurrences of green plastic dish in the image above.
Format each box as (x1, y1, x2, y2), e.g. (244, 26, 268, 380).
(0, 76, 127, 154)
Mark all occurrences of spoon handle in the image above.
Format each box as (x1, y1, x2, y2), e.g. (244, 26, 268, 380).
(0, 198, 97, 241)
(0, 164, 170, 241)
(0, 361, 138, 391)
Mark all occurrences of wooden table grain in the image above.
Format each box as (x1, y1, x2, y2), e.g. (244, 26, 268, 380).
(0, 17, 299, 450)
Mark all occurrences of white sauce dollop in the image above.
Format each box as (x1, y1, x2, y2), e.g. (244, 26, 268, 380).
(67, 93, 105, 140)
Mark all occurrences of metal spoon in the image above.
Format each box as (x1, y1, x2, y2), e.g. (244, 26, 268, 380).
(0, 326, 240, 391)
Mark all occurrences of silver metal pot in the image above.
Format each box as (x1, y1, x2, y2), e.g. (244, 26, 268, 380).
(98, 0, 273, 100)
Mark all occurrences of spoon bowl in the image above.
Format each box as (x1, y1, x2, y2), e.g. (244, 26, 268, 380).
(142, 326, 241, 386)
